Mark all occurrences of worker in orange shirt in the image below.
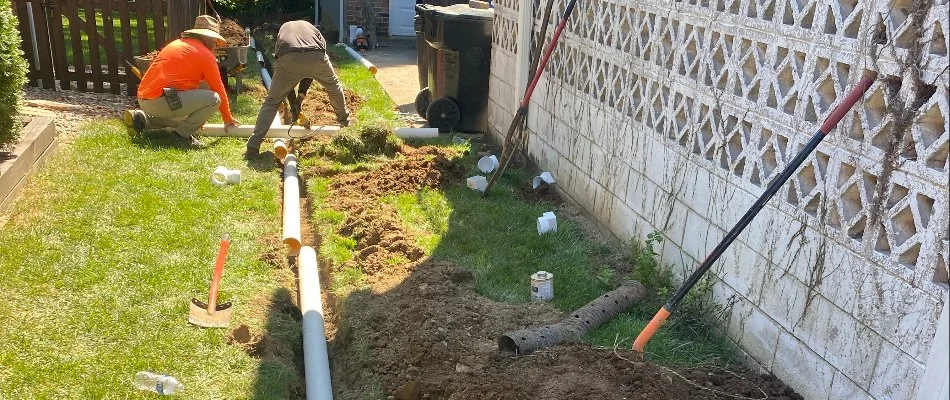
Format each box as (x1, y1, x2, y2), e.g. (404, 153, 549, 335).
(124, 15, 240, 146)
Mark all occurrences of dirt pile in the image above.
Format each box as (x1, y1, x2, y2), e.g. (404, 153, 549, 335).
(315, 145, 802, 399)
(328, 146, 465, 200)
(220, 19, 249, 47)
(322, 146, 465, 276)
(298, 89, 363, 126)
(328, 259, 800, 400)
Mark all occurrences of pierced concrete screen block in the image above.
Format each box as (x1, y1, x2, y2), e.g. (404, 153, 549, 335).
(488, 0, 949, 287)
(487, 1, 950, 392)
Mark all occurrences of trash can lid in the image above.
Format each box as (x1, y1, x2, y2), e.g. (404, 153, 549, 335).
(431, 4, 494, 20)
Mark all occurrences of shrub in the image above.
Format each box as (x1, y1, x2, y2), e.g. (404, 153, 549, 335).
(324, 122, 401, 163)
(0, 6, 28, 150)
(214, 0, 312, 19)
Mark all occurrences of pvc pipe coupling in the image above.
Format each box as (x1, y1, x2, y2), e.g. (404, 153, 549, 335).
(537, 211, 557, 235)
(211, 166, 241, 186)
(532, 171, 555, 189)
(478, 155, 499, 173)
(467, 175, 488, 192)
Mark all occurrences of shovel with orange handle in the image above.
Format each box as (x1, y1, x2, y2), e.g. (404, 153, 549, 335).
(188, 233, 233, 328)
(633, 72, 879, 352)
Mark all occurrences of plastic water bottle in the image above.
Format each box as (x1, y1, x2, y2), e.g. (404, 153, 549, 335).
(133, 371, 184, 395)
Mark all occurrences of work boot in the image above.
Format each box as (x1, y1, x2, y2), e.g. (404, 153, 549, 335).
(243, 146, 260, 160)
(176, 131, 202, 147)
(338, 116, 356, 127)
(123, 109, 148, 133)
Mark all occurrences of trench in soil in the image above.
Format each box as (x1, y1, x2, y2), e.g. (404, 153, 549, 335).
(228, 20, 803, 399)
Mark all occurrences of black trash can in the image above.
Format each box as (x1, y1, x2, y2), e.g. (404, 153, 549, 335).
(414, 3, 493, 133)
(414, 7, 429, 91)
(414, 4, 438, 116)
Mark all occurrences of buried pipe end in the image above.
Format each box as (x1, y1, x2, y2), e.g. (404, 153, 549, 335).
(283, 238, 301, 255)
(497, 335, 521, 354)
(274, 139, 288, 162)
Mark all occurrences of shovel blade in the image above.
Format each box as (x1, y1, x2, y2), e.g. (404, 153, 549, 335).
(188, 298, 233, 328)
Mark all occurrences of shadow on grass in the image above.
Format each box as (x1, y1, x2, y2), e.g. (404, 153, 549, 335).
(251, 286, 306, 400)
(244, 150, 280, 172)
(127, 129, 216, 151)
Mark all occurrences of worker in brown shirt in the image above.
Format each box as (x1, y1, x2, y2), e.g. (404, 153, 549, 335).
(125, 15, 241, 146)
(245, 20, 350, 159)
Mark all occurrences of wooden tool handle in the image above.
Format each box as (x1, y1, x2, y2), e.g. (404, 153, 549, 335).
(207, 233, 231, 313)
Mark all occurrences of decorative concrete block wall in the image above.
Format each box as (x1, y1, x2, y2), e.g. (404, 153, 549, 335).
(488, 0, 949, 398)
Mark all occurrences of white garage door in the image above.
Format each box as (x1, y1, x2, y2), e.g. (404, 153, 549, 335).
(389, 0, 416, 36)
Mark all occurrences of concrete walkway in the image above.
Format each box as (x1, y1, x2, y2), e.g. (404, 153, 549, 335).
(361, 40, 422, 115)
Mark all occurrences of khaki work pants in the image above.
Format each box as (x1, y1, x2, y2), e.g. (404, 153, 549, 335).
(247, 50, 349, 150)
(138, 88, 220, 138)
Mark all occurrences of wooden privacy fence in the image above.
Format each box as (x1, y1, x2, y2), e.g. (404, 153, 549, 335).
(13, 0, 168, 95)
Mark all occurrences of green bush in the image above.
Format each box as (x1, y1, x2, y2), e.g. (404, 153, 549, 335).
(0, 6, 28, 150)
(214, 0, 312, 19)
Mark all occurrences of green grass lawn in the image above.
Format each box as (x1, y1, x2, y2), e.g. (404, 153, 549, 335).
(0, 63, 303, 397)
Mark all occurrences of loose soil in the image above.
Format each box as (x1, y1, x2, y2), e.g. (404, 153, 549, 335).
(282, 141, 802, 399)
(298, 89, 363, 126)
(243, 86, 364, 127)
(220, 19, 250, 47)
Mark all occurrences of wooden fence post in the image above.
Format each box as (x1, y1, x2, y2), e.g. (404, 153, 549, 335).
(166, 0, 201, 44)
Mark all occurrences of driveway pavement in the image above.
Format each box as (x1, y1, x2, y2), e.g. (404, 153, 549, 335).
(361, 40, 422, 115)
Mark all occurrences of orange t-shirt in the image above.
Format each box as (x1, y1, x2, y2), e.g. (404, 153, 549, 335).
(137, 37, 235, 124)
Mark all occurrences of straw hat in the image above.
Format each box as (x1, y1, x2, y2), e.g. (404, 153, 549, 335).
(182, 15, 227, 47)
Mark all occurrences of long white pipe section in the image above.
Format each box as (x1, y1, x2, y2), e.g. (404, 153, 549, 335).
(282, 154, 302, 255)
(255, 31, 333, 398)
(343, 45, 378, 75)
(394, 127, 438, 139)
(298, 246, 333, 400)
(201, 124, 340, 138)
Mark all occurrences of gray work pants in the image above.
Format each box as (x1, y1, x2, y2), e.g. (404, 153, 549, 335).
(138, 89, 220, 138)
(247, 50, 349, 150)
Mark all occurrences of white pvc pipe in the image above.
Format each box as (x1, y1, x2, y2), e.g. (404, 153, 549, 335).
(298, 246, 333, 400)
(259, 53, 273, 89)
(282, 154, 301, 255)
(201, 124, 340, 138)
(343, 45, 378, 75)
(394, 127, 439, 139)
(26, 4, 40, 71)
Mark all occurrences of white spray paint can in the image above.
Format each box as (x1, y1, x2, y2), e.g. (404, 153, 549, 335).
(530, 271, 554, 302)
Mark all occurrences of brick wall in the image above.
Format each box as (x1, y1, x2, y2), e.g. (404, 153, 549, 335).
(488, 0, 949, 398)
(346, 0, 390, 39)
